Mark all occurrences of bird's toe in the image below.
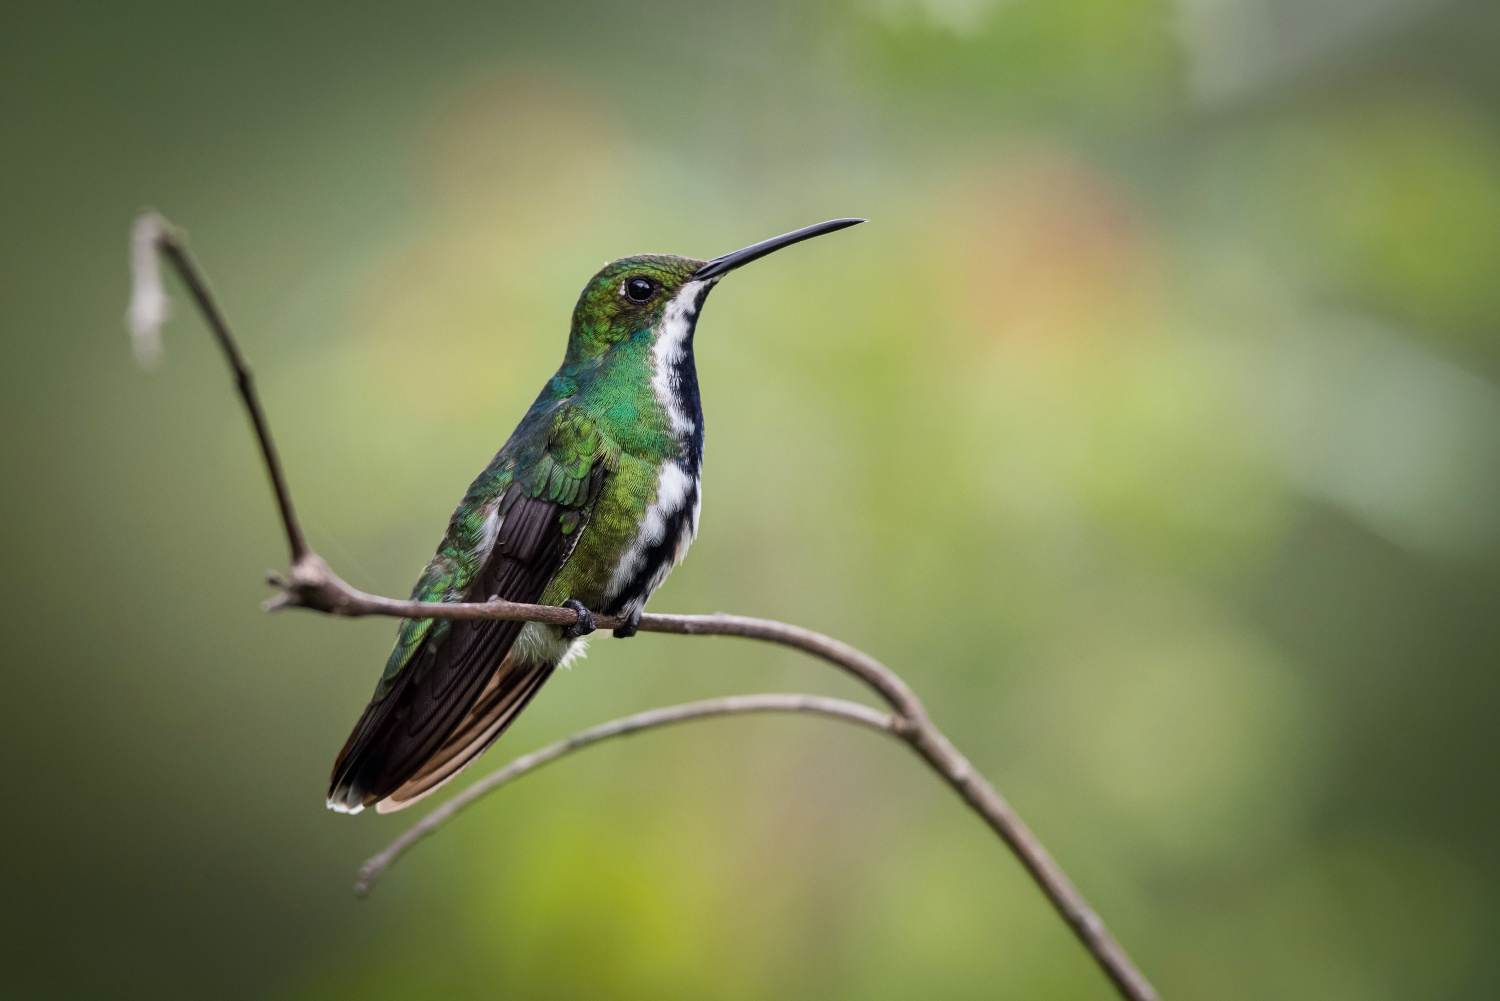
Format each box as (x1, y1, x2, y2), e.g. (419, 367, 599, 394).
(612, 607, 642, 639)
(561, 599, 596, 638)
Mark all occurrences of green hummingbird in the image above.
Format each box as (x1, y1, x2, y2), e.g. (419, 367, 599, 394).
(329, 218, 864, 814)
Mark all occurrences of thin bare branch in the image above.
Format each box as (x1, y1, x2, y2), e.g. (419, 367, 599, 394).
(132, 211, 309, 562)
(131, 213, 1160, 1001)
(354, 694, 895, 896)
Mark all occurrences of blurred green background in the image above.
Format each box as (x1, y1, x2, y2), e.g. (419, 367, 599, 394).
(3, 0, 1498, 997)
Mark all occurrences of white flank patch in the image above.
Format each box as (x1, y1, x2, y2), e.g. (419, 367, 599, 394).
(478, 504, 502, 556)
(511, 620, 590, 668)
(556, 634, 590, 670)
(651, 278, 713, 437)
(605, 460, 698, 606)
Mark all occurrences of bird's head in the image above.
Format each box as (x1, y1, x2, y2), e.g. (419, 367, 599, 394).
(564, 218, 864, 365)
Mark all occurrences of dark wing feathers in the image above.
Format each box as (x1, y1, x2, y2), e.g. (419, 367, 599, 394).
(328, 491, 576, 812)
(330, 414, 615, 816)
(376, 656, 557, 812)
(496, 489, 556, 563)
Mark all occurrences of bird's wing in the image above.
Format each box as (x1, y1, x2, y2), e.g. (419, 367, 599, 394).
(328, 410, 616, 813)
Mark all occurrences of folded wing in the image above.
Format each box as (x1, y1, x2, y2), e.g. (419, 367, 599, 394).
(328, 413, 612, 814)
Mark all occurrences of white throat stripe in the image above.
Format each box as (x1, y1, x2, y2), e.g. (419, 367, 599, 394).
(651, 279, 710, 438)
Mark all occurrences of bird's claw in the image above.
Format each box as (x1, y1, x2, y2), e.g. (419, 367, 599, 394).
(561, 599, 596, 638)
(612, 607, 642, 639)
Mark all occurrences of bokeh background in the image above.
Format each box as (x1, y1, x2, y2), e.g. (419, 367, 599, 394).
(3, 1, 1499, 997)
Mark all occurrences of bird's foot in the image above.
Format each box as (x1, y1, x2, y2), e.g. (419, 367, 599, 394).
(612, 607, 642, 639)
(561, 599, 596, 638)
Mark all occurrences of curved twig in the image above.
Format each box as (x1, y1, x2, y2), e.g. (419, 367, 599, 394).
(131, 213, 1160, 1001)
(129, 213, 309, 563)
(354, 694, 895, 896)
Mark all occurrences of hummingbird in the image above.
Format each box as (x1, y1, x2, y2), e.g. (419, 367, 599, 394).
(328, 218, 865, 814)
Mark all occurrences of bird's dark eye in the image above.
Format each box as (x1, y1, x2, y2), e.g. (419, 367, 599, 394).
(624, 277, 656, 302)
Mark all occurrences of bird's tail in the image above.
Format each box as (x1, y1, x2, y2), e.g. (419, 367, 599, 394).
(372, 653, 557, 813)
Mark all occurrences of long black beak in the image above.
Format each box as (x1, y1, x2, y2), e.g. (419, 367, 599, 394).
(693, 218, 866, 280)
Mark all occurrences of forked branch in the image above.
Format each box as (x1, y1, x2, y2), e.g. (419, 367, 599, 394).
(128, 213, 1160, 1001)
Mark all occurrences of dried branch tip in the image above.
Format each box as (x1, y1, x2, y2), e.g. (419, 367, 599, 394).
(127, 211, 174, 368)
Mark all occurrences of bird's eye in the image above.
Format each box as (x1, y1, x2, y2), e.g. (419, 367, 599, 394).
(623, 277, 656, 302)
